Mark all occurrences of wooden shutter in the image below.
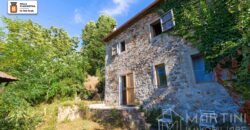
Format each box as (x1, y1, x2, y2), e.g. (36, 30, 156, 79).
(126, 73, 135, 105)
(192, 55, 214, 82)
(111, 44, 117, 56)
(161, 9, 175, 32)
(161, 10, 173, 23)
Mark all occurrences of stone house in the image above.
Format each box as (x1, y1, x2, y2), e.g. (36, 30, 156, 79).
(103, 0, 238, 115)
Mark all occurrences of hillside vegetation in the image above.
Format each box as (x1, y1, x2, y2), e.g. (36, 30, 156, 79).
(0, 15, 116, 130)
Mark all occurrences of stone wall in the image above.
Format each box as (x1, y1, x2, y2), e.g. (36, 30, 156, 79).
(57, 105, 82, 123)
(104, 12, 239, 116)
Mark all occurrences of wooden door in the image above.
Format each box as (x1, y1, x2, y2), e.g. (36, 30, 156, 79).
(126, 73, 135, 105)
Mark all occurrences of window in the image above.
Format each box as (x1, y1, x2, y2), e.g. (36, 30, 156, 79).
(111, 44, 117, 56)
(151, 20, 162, 37)
(192, 55, 214, 83)
(120, 41, 126, 53)
(155, 64, 167, 87)
(150, 9, 175, 38)
(116, 41, 126, 55)
(111, 41, 125, 57)
(161, 9, 175, 32)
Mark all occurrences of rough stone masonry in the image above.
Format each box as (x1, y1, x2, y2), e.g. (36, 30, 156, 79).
(104, 12, 239, 116)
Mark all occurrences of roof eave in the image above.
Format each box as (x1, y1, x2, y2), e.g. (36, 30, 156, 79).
(103, 0, 162, 43)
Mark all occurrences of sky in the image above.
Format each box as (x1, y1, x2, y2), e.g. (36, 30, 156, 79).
(0, 0, 155, 39)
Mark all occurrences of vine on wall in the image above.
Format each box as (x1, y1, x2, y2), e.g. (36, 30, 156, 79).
(157, 0, 250, 99)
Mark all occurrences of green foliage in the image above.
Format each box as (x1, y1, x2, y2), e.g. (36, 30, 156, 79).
(79, 89, 95, 100)
(144, 108, 162, 128)
(107, 109, 123, 127)
(81, 15, 116, 100)
(92, 109, 123, 128)
(78, 102, 87, 111)
(0, 93, 42, 130)
(0, 17, 90, 129)
(0, 17, 88, 104)
(158, 0, 250, 98)
(95, 68, 105, 98)
(81, 15, 116, 75)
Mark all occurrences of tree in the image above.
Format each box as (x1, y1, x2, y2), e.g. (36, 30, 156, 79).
(81, 15, 116, 75)
(0, 17, 90, 129)
(82, 21, 97, 46)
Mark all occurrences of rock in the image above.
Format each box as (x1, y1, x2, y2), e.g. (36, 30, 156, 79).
(57, 105, 81, 123)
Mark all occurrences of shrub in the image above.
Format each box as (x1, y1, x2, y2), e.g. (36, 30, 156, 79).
(91, 109, 124, 128)
(0, 93, 42, 130)
(107, 109, 123, 127)
(79, 89, 94, 100)
(78, 102, 89, 119)
(144, 108, 162, 129)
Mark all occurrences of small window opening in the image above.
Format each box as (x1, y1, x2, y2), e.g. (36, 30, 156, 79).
(151, 20, 162, 37)
(120, 41, 126, 52)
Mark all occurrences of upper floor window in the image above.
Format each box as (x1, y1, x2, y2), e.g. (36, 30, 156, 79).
(151, 20, 162, 37)
(111, 41, 126, 57)
(119, 41, 126, 53)
(192, 55, 215, 83)
(150, 9, 175, 38)
(155, 64, 167, 87)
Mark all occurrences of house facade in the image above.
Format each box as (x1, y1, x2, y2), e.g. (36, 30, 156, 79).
(103, 0, 238, 115)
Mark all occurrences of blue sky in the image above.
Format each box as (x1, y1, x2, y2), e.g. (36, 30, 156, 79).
(0, 0, 155, 39)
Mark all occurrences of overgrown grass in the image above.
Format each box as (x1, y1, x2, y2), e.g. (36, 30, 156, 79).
(57, 119, 103, 130)
(35, 99, 103, 130)
(36, 101, 59, 130)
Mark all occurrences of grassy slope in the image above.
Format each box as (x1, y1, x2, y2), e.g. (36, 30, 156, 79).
(35, 99, 104, 130)
(57, 119, 103, 130)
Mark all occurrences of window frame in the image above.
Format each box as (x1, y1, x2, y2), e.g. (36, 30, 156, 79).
(154, 63, 168, 87)
(118, 40, 126, 55)
(191, 54, 215, 83)
(150, 19, 163, 38)
(120, 41, 126, 53)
